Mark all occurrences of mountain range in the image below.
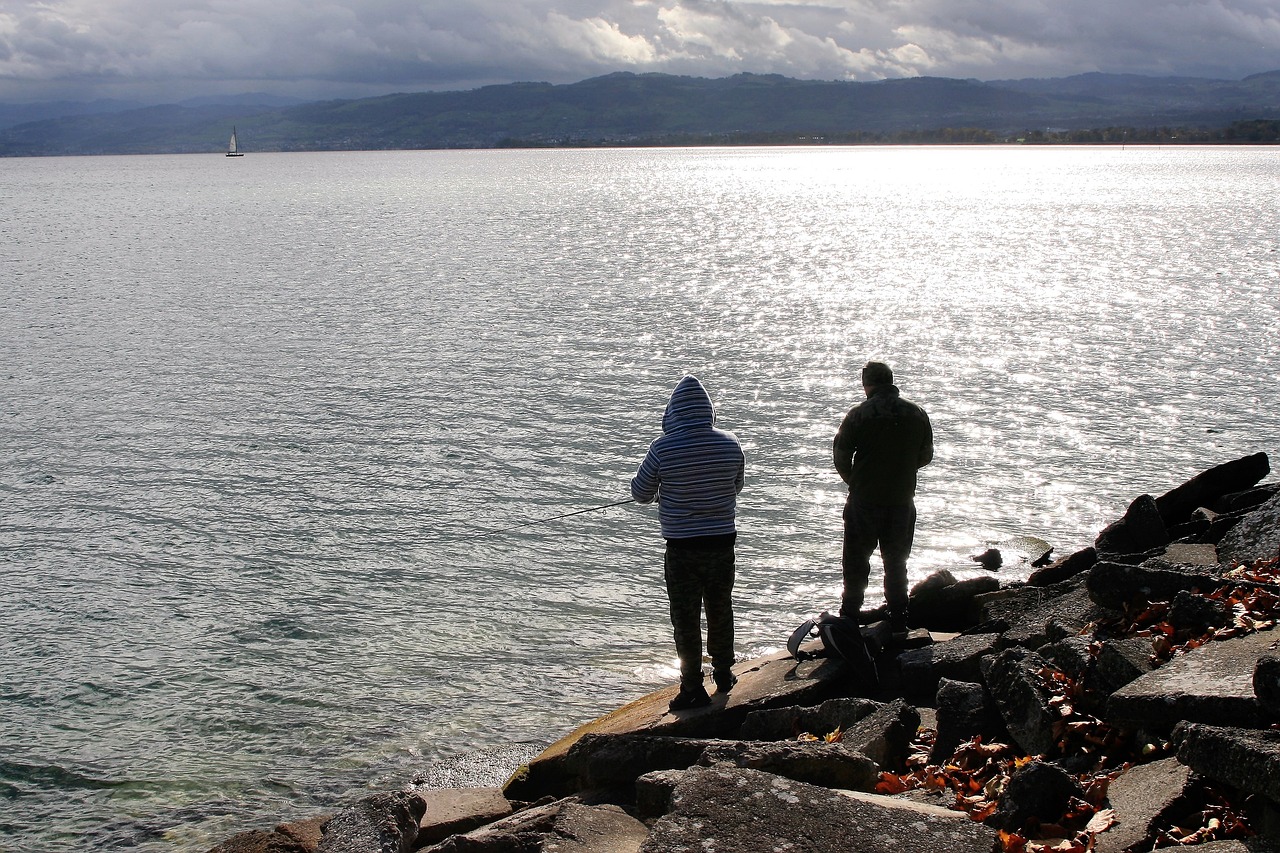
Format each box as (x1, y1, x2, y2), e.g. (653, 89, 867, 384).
(2, 70, 1278, 156)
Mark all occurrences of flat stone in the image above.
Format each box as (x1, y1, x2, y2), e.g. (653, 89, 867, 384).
(1161, 543, 1219, 565)
(1093, 758, 1192, 853)
(1093, 637, 1156, 695)
(697, 740, 879, 791)
(1107, 628, 1280, 730)
(504, 647, 849, 801)
(415, 788, 513, 847)
(897, 632, 1000, 702)
(639, 765, 995, 853)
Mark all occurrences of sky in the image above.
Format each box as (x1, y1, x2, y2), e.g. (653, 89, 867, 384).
(1, 0, 1279, 104)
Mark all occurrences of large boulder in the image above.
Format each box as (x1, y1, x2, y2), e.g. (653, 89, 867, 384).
(1154, 454, 1270, 527)
(640, 765, 995, 853)
(1095, 494, 1168, 560)
(1218, 490, 1280, 567)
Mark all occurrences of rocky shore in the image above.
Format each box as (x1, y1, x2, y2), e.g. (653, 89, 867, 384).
(211, 452, 1280, 853)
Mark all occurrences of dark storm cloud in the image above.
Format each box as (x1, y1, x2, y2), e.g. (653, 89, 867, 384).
(1, 0, 1277, 102)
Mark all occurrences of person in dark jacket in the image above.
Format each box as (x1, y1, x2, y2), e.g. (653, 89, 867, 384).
(833, 361, 933, 633)
(632, 375, 745, 711)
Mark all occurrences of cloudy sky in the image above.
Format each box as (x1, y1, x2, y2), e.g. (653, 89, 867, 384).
(2, 0, 1278, 104)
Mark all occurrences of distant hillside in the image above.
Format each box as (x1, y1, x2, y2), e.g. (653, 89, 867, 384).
(2, 70, 1279, 156)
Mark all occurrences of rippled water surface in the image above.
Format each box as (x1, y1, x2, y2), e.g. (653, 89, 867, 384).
(2, 146, 1278, 850)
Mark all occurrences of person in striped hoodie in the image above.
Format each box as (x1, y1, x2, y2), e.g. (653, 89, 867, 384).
(631, 375, 746, 711)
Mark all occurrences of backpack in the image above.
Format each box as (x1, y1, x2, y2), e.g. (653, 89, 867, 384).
(787, 612, 879, 688)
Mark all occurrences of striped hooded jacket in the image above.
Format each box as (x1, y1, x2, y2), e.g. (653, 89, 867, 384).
(631, 376, 745, 540)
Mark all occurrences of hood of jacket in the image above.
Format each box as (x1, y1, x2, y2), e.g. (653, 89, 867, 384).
(662, 375, 715, 433)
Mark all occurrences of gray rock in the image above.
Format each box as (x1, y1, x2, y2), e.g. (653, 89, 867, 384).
(1219, 489, 1280, 567)
(640, 765, 995, 853)
(207, 828, 314, 853)
(1027, 546, 1097, 587)
(318, 791, 424, 853)
(423, 799, 647, 853)
(1093, 757, 1192, 853)
(1095, 494, 1169, 560)
(1093, 637, 1156, 696)
(697, 739, 879, 791)
(633, 770, 684, 820)
(897, 632, 1000, 702)
(1174, 722, 1280, 805)
(976, 574, 1112, 651)
(1168, 589, 1231, 634)
(988, 760, 1084, 831)
(1154, 453, 1270, 527)
(415, 788, 514, 847)
(1038, 636, 1093, 683)
(739, 697, 883, 741)
(984, 648, 1059, 756)
(838, 698, 921, 772)
(1257, 655, 1280, 718)
(1108, 627, 1280, 731)
(930, 679, 1002, 765)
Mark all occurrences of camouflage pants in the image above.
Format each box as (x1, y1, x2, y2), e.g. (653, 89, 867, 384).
(841, 497, 916, 624)
(664, 544, 735, 690)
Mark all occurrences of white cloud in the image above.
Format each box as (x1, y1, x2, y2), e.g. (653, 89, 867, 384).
(0, 0, 1277, 102)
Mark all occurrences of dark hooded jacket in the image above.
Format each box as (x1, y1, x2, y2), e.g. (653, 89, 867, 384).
(833, 384, 933, 506)
(631, 376, 745, 539)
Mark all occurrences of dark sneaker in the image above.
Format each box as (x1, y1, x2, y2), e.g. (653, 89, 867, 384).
(668, 685, 711, 711)
(713, 670, 737, 693)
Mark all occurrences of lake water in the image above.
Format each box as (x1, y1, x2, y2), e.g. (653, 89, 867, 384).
(2, 145, 1278, 851)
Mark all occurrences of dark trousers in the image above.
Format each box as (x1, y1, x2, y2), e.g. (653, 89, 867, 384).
(664, 544, 735, 690)
(841, 497, 916, 623)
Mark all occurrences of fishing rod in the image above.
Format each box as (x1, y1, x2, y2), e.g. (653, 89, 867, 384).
(455, 498, 637, 542)
(448, 471, 838, 542)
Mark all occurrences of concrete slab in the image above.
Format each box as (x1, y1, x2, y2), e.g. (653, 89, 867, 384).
(415, 787, 513, 846)
(1107, 627, 1280, 730)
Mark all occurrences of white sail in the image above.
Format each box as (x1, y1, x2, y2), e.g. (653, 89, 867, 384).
(226, 127, 243, 157)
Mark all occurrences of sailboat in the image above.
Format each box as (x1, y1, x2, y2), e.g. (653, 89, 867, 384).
(226, 127, 244, 157)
